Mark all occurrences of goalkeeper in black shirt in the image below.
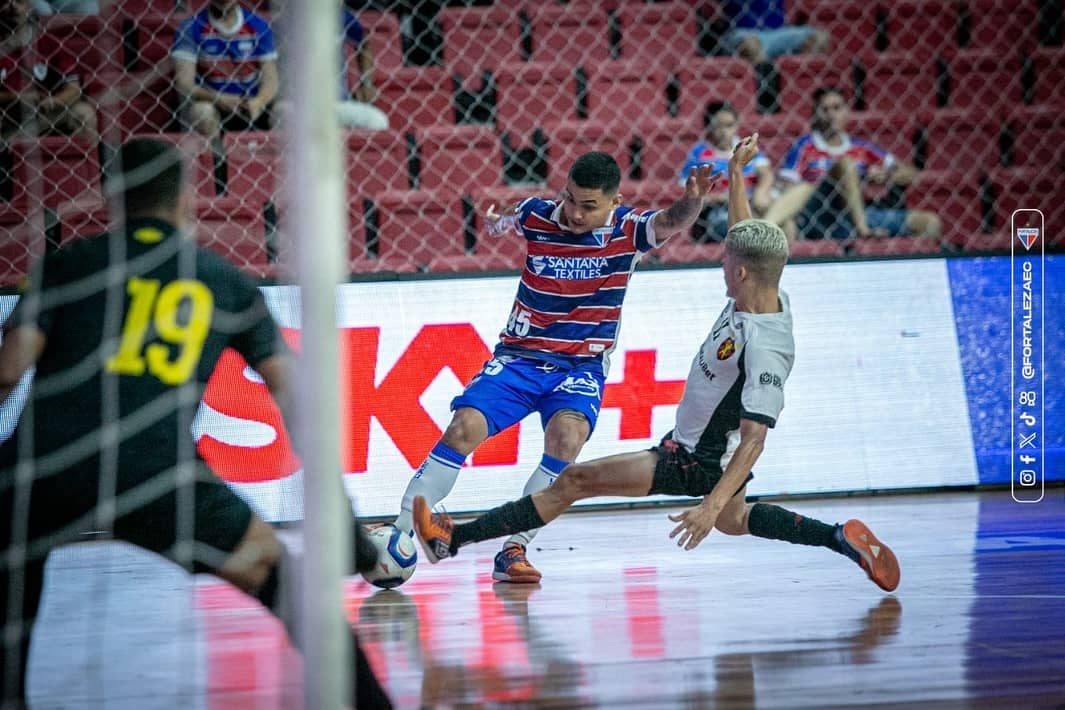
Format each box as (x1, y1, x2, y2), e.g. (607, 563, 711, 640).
(0, 138, 390, 709)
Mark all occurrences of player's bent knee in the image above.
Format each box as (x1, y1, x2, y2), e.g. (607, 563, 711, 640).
(441, 408, 488, 453)
(555, 463, 604, 500)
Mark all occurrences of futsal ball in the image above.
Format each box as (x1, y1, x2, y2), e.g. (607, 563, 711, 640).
(360, 525, 418, 589)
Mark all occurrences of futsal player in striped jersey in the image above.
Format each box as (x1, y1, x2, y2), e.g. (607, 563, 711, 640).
(411, 136, 901, 594)
(393, 152, 719, 583)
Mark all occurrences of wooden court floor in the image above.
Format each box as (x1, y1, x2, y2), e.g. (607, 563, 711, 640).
(24, 489, 1065, 709)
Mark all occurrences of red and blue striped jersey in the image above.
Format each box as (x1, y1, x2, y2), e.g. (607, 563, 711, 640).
(779, 131, 894, 184)
(171, 7, 277, 97)
(495, 197, 659, 371)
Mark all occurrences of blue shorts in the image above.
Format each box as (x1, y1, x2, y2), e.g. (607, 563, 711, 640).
(451, 355, 606, 437)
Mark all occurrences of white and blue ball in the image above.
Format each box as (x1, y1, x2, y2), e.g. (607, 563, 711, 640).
(360, 525, 418, 589)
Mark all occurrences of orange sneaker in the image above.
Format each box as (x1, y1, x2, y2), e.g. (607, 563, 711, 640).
(412, 496, 455, 563)
(492, 544, 542, 584)
(837, 519, 901, 592)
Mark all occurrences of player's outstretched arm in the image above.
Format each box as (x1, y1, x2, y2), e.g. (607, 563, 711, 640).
(668, 418, 767, 549)
(728, 134, 760, 228)
(652, 164, 719, 242)
(483, 203, 520, 238)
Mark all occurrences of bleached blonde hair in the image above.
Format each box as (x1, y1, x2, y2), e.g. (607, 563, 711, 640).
(725, 218, 789, 287)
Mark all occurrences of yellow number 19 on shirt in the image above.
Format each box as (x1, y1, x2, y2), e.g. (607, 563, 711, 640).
(105, 277, 214, 386)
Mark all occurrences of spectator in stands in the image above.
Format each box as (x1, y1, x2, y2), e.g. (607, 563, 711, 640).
(720, 0, 828, 64)
(678, 100, 773, 242)
(0, 0, 98, 140)
(764, 86, 942, 243)
(338, 3, 389, 130)
(30, 0, 97, 14)
(172, 0, 279, 141)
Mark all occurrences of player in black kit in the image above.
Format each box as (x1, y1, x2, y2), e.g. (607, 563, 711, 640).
(0, 138, 390, 708)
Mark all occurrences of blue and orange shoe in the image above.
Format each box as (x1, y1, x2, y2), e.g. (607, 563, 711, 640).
(492, 543, 542, 584)
(835, 519, 901, 592)
(412, 496, 454, 563)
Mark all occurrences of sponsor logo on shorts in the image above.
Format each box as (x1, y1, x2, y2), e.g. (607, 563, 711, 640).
(717, 337, 735, 360)
(759, 371, 783, 389)
(552, 375, 601, 397)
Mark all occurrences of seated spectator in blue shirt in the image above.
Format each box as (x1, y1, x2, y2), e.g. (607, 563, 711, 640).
(721, 0, 828, 64)
(338, 5, 389, 131)
(172, 0, 279, 140)
(678, 101, 774, 242)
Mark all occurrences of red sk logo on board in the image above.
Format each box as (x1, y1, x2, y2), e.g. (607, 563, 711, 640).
(717, 337, 735, 360)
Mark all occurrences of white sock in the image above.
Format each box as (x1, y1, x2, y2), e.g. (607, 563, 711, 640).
(505, 454, 569, 548)
(395, 441, 466, 535)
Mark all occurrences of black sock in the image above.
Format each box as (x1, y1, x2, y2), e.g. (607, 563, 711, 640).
(449, 495, 545, 556)
(747, 503, 843, 554)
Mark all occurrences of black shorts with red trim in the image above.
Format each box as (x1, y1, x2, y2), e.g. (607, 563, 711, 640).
(647, 433, 754, 498)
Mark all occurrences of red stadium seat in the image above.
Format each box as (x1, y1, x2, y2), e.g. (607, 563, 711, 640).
(922, 109, 1001, 173)
(676, 58, 758, 126)
(57, 204, 109, 245)
(358, 11, 404, 74)
(0, 204, 45, 287)
(376, 66, 452, 134)
(616, 2, 697, 69)
(529, 5, 610, 67)
(223, 131, 281, 209)
(775, 56, 853, 118)
(968, 0, 1038, 55)
(1032, 48, 1065, 107)
(416, 125, 502, 194)
(373, 189, 465, 271)
(850, 236, 941, 257)
(745, 113, 808, 169)
(9, 136, 102, 211)
(848, 112, 918, 166)
(883, 0, 959, 59)
(346, 129, 410, 199)
(986, 168, 1064, 245)
(196, 197, 269, 275)
(496, 62, 578, 147)
(786, 0, 877, 61)
(427, 253, 520, 273)
(98, 71, 178, 137)
(439, 7, 522, 81)
(945, 49, 1021, 110)
(906, 170, 982, 248)
(633, 118, 702, 185)
(859, 52, 936, 114)
(788, 240, 846, 259)
(618, 179, 677, 213)
(37, 14, 118, 94)
(348, 199, 368, 267)
(587, 61, 670, 129)
(1009, 105, 1065, 171)
(135, 132, 215, 198)
(125, 12, 185, 69)
(650, 238, 724, 265)
(545, 122, 630, 192)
